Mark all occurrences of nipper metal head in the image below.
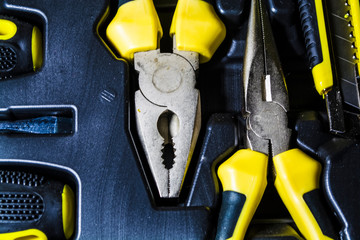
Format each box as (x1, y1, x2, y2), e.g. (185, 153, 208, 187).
(134, 46, 201, 198)
(243, 0, 291, 157)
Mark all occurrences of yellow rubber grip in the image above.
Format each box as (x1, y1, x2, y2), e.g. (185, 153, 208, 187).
(0, 229, 47, 240)
(273, 148, 333, 240)
(106, 0, 163, 62)
(0, 19, 17, 40)
(217, 149, 268, 240)
(62, 184, 75, 239)
(170, 0, 226, 63)
(31, 26, 43, 71)
(312, 0, 333, 96)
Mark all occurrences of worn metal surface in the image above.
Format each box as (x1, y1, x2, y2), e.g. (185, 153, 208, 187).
(134, 49, 201, 198)
(243, 0, 291, 156)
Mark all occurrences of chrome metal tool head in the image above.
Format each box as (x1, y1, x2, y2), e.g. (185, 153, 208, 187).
(243, 0, 291, 157)
(134, 45, 201, 198)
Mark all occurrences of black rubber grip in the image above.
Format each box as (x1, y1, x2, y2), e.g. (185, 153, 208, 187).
(0, 168, 71, 240)
(0, 16, 35, 80)
(303, 189, 338, 239)
(216, 191, 246, 240)
(297, 0, 323, 69)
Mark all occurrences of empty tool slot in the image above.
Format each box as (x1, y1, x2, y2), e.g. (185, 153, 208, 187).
(0, 105, 77, 135)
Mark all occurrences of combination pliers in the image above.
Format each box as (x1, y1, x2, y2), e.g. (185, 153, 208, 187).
(106, 0, 226, 198)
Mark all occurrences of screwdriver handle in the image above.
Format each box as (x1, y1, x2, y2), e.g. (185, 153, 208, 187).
(0, 171, 75, 240)
(297, 0, 333, 96)
(216, 149, 268, 240)
(106, 0, 163, 62)
(274, 149, 337, 240)
(0, 16, 42, 79)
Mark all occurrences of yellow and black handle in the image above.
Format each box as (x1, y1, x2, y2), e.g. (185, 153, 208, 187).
(216, 149, 338, 240)
(106, 0, 226, 63)
(0, 169, 75, 240)
(216, 149, 268, 240)
(297, 0, 333, 96)
(274, 149, 337, 240)
(0, 16, 43, 80)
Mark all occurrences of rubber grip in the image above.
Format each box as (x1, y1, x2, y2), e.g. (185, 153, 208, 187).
(0, 16, 42, 79)
(0, 169, 75, 240)
(216, 191, 246, 240)
(216, 149, 268, 240)
(303, 189, 338, 239)
(106, 0, 163, 61)
(170, 0, 226, 63)
(297, 0, 323, 69)
(274, 149, 336, 240)
(0, 229, 47, 240)
(297, 0, 333, 95)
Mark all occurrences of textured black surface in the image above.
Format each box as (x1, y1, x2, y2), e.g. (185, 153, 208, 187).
(0, 165, 70, 240)
(0, 170, 45, 186)
(0, 0, 225, 239)
(296, 112, 360, 240)
(325, 87, 346, 134)
(318, 139, 360, 240)
(297, 0, 323, 69)
(0, 46, 17, 71)
(0, 192, 44, 222)
(0, 15, 35, 79)
(1, 0, 358, 239)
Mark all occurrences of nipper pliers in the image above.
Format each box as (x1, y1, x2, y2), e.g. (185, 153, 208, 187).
(106, 0, 226, 198)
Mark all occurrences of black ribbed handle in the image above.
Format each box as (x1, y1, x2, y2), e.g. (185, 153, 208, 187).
(297, 0, 323, 69)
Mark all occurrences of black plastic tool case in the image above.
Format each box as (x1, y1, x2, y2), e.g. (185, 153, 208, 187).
(1, 0, 359, 239)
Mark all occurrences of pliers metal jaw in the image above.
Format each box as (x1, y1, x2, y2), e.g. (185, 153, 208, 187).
(243, 0, 291, 157)
(134, 47, 201, 198)
(106, 0, 226, 198)
(216, 0, 338, 239)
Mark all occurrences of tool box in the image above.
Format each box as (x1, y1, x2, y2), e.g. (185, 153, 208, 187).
(0, 0, 359, 239)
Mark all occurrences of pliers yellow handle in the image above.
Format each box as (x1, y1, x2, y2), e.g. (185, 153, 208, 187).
(217, 148, 336, 240)
(106, 0, 226, 63)
(217, 149, 268, 240)
(216, 0, 338, 239)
